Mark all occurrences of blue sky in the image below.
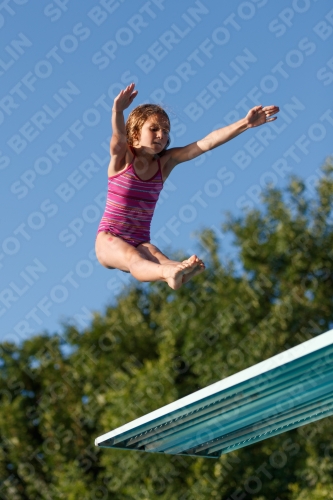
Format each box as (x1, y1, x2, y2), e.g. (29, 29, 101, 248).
(1, 0, 333, 343)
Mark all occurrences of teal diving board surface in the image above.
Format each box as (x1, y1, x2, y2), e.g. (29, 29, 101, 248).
(95, 329, 333, 458)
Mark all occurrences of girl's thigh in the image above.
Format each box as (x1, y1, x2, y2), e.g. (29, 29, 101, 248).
(95, 232, 143, 272)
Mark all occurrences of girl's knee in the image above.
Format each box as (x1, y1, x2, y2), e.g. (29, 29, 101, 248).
(95, 236, 116, 268)
(95, 246, 108, 268)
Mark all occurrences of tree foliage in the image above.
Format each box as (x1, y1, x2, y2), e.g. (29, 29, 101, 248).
(1, 160, 333, 499)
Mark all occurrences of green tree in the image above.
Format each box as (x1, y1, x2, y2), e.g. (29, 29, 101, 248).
(1, 159, 333, 499)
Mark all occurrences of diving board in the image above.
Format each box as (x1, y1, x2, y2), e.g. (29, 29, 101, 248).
(95, 329, 333, 458)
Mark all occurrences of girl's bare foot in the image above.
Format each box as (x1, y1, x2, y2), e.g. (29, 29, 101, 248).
(181, 256, 205, 284)
(162, 255, 205, 290)
(162, 262, 191, 290)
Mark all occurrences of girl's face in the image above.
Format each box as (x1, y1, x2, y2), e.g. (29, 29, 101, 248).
(135, 114, 170, 154)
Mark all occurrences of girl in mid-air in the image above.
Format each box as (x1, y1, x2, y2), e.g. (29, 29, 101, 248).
(95, 83, 279, 290)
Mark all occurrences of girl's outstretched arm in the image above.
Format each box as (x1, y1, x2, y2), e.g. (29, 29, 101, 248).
(110, 83, 138, 158)
(165, 105, 279, 168)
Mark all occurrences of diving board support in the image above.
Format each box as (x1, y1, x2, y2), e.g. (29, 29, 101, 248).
(95, 329, 333, 458)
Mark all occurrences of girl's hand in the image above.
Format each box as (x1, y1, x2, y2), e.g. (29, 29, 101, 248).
(246, 105, 279, 128)
(113, 83, 138, 112)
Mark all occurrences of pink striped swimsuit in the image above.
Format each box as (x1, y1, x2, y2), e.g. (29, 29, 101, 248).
(97, 159, 164, 247)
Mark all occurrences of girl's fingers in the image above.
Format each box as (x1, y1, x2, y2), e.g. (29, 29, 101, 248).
(263, 105, 279, 112)
(126, 83, 135, 91)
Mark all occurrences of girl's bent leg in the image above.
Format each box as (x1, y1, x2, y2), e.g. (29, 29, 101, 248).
(96, 232, 162, 277)
(95, 232, 201, 289)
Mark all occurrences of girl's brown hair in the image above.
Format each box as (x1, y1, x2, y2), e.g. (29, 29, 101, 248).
(126, 104, 171, 152)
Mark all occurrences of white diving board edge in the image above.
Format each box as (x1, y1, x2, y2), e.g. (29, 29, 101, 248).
(95, 329, 333, 458)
